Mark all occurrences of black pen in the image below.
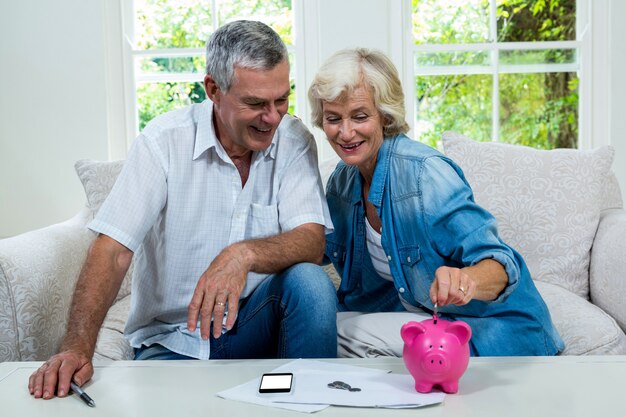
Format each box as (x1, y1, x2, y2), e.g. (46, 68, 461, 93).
(70, 381, 96, 408)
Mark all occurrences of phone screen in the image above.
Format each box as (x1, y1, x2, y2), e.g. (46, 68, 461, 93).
(259, 372, 294, 393)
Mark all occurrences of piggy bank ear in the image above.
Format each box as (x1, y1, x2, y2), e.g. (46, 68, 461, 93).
(400, 321, 427, 345)
(445, 321, 472, 345)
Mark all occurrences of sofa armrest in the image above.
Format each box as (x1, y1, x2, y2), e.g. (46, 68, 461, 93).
(590, 208, 626, 332)
(0, 209, 95, 361)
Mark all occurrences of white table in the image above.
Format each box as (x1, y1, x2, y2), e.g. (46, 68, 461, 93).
(1, 356, 624, 416)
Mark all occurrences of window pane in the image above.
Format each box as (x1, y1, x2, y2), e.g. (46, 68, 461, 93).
(499, 72, 578, 149)
(415, 75, 492, 147)
(499, 48, 576, 66)
(413, 0, 489, 44)
(137, 82, 206, 130)
(137, 56, 205, 75)
(135, 0, 214, 49)
(416, 51, 490, 67)
(497, 0, 576, 42)
(218, 0, 293, 45)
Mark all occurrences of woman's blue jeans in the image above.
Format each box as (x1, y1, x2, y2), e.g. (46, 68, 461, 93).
(135, 263, 338, 360)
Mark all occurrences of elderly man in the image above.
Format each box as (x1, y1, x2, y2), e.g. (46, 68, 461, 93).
(29, 20, 337, 401)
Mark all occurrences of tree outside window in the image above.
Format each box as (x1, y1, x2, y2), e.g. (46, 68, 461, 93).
(412, 0, 578, 149)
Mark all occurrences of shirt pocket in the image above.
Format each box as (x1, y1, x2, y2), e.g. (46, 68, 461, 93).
(398, 246, 421, 267)
(249, 203, 280, 238)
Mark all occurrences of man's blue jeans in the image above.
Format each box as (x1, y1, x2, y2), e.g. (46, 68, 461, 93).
(134, 263, 338, 360)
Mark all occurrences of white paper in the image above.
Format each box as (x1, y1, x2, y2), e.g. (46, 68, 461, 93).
(216, 359, 390, 413)
(273, 369, 445, 408)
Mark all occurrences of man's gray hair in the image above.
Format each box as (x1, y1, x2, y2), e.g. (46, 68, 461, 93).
(205, 20, 288, 92)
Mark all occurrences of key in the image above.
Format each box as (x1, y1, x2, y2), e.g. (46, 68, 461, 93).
(327, 381, 361, 392)
(327, 381, 346, 390)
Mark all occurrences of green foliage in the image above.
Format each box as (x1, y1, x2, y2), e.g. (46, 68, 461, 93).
(416, 74, 492, 148)
(135, 0, 214, 49)
(412, 0, 489, 44)
(218, 0, 293, 45)
(498, 0, 575, 42)
(413, 0, 578, 149)
(137, 82, 206, 130)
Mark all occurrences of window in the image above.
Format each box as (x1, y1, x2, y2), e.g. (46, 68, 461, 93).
(408, 0, 584, 149)
(125, 0, 297, 135)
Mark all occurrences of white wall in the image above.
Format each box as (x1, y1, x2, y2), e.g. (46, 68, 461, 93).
(0, 0, 109, 237)
(1, 0, 624, 237)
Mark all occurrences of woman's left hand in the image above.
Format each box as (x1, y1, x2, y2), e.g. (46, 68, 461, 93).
(429, 266, 475, 307)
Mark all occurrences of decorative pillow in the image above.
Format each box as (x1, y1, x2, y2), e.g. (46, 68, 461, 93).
(74, 159, 132, 302)
(74, 159, 125, 216)
(442, 131, 615, 298)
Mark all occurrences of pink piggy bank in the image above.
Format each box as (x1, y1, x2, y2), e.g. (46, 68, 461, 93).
(401, 316, 472, 394)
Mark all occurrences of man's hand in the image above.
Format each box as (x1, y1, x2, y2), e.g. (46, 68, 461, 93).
(187, 223, 325, 340)
(28, 350, 93, 399)
(187, 244, 249, 340)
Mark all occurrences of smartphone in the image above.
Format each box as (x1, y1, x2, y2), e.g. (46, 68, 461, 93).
(258, 372, 294, 393)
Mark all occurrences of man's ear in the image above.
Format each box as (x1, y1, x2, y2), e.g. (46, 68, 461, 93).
(204, 74, 220, 103)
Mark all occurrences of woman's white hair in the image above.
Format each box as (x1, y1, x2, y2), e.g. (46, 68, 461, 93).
(308, 48, 409, 137)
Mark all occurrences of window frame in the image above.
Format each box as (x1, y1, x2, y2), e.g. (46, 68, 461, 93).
(391, 0, 592, 149)
(119, 0, 302, 151)
(108, 1, 607, 160)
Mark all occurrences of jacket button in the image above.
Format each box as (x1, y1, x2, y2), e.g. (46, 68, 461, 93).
(399, 287, 405, 293)
(387, 255, 392, 261)
(407, 256, 411, 262)
(333, 252, 338, 257)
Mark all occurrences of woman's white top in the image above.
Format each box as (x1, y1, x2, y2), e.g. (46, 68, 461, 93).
(365, 216, 393, 282)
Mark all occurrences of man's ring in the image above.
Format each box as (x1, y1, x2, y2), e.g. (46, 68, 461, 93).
(216, 302, 226, 307)
(459, 287, 466, 296)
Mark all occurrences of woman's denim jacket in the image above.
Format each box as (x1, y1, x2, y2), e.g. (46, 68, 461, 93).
(325, 134, 564, 356)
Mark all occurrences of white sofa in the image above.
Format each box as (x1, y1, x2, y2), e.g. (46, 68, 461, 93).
(1, 132, 625, 362)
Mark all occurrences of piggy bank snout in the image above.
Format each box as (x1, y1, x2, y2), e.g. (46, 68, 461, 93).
(423, 351, 450, 373)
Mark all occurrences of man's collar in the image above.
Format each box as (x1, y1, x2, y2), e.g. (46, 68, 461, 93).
(193, 100, 277, 161)
(193, 100, 217, 160)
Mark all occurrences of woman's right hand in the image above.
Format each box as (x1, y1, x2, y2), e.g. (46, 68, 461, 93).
(429, 266, 475, 307)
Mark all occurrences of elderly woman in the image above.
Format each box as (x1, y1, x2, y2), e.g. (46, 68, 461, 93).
(308, 48, 563, 356)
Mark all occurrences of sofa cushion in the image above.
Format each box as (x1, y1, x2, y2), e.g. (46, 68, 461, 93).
(442, 132, 614, 299)
(74, 159, 133, 302)
(534, 281, 626, 355)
